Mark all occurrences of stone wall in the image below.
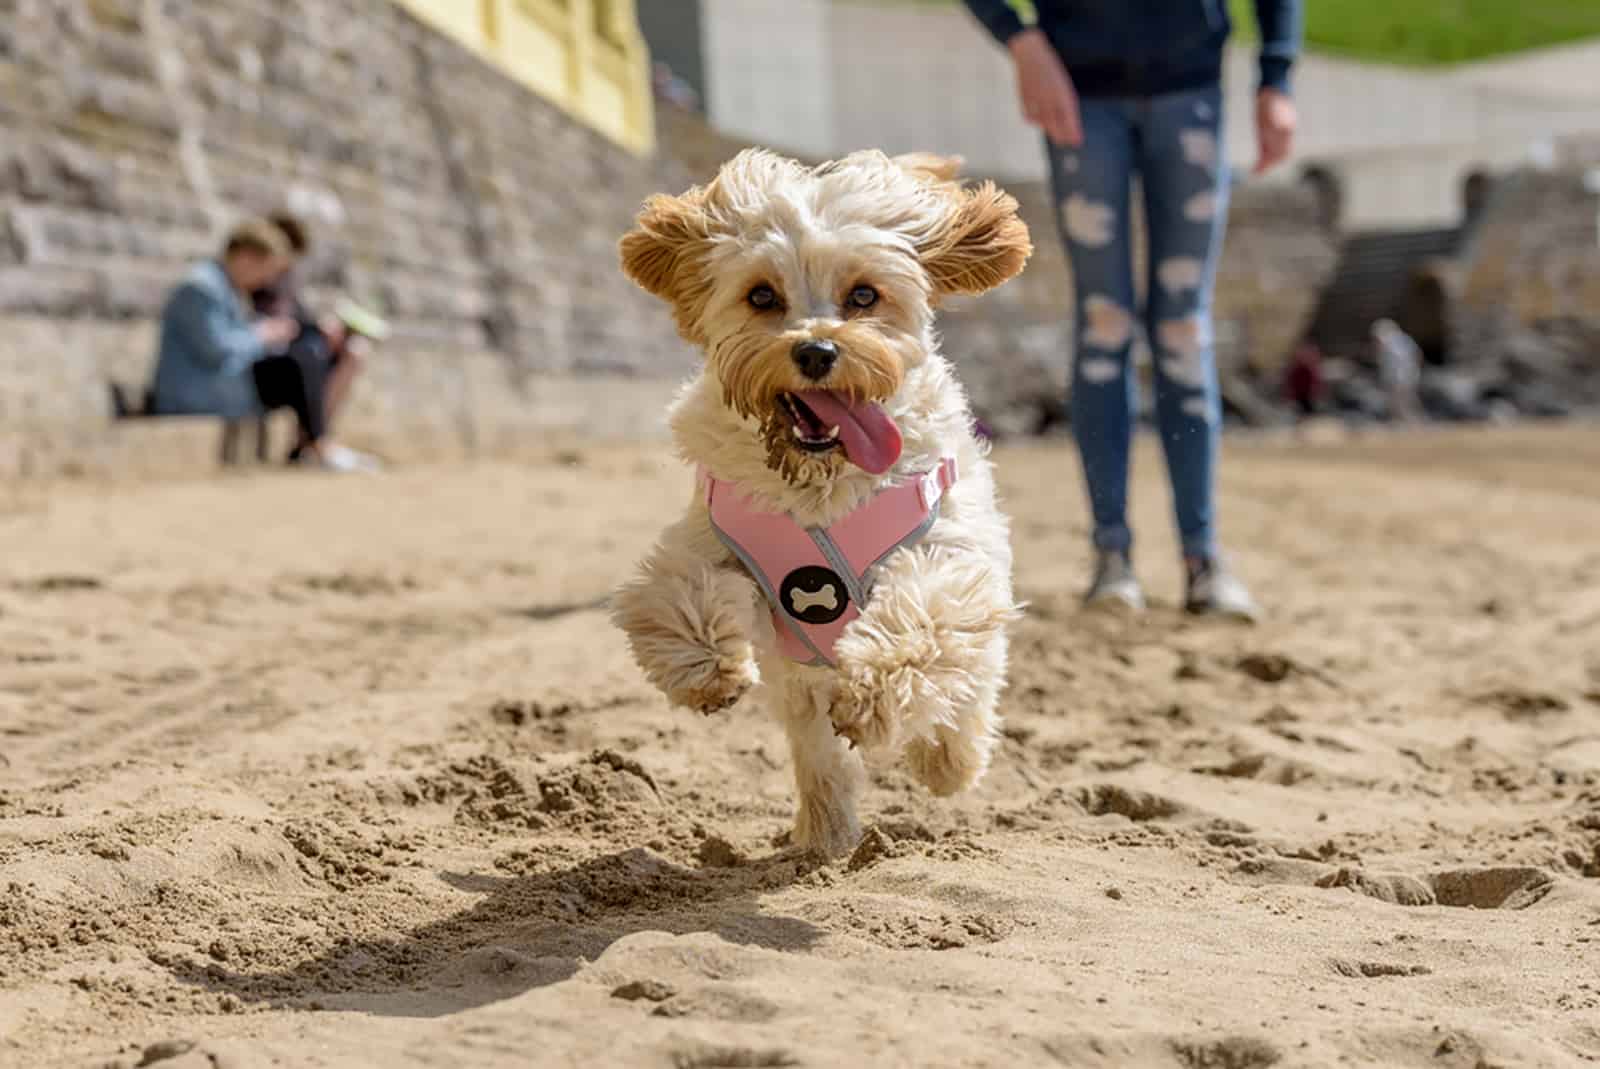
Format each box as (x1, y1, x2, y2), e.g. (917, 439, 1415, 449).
(1445, 142, 1600, 415)
(0, 0, 698, 476)
(1460, 171, 1600, 328)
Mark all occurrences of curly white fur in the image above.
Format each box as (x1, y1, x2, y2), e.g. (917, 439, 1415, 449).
(611, 149, 1030, 858)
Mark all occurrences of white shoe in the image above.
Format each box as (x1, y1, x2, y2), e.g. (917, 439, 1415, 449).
(319, 443, 382, 473)
(296, 443, 381, 473)
(1185, 557, 1259, 622)
(1083, 550, 1145, 614)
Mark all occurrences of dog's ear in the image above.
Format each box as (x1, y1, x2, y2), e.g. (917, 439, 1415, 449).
(619, 188, 710, 302)
(893, 152, 965, 185)
(920, 182, 1032, 297)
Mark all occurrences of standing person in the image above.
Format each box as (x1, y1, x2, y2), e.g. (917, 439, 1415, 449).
(1372, 318, 1423, 425)
(962, 0, 1302, 619)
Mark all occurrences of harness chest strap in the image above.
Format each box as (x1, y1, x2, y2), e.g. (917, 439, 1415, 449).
(701, 457, 958, 667)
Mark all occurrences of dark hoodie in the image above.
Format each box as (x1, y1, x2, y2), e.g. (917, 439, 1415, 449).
(961, 0, 1300, 99)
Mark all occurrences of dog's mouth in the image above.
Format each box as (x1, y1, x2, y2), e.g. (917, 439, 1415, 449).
(777, 390, 902, 475)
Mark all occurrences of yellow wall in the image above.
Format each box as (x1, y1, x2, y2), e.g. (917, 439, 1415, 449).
(396, 0, 655, 155)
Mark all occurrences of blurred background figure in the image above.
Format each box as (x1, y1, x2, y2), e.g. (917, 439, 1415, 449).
(251, 213, 384, 470)
(1372, 318, 1425, 425)
(1283, 337, 1326, 422)
(148, 216, 382, 473)
(148, 220, 299, 429)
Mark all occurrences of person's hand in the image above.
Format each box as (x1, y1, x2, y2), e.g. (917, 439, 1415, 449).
(1008, 29, 1082, 148)
(318, 315, 350, 347)
(255, 316, 297, 348)
(1254, 88, 1297, 175)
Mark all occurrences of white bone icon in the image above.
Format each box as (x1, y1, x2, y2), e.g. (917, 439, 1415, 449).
(789, 581, 839, 615)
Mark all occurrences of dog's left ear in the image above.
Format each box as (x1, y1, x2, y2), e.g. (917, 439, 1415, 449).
(893, 152, 965, 185)
(920, 182, 1032, 297)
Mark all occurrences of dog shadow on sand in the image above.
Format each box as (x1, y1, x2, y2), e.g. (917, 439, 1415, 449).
(160, 846, 825, 1018)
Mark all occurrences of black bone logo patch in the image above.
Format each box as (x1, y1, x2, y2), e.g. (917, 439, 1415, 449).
(779, 566, 849, 625)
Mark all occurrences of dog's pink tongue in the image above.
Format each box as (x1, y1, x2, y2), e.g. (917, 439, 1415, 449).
(795, 390, 902, 475)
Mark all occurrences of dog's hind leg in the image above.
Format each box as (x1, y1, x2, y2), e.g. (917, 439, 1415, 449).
(779, 671, 865, 858)
(831, 545, 1016, 791)
(902, 664, 1004, 797)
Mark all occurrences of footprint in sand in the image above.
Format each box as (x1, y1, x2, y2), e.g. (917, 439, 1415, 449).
(1171, 1035, 1283, 1068)
(11, 574, 103, 593)
(1472, 687, 1571, 720)
(666, 1040, 799, 1069)
(1194, 751, 1318, 787)
(1314, 866, 1555, 909)
(1073, 784, 1188, 822)
(1330, 959, 1433, 979)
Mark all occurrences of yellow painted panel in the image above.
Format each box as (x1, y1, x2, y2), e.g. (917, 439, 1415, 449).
(583, 71, 628, 143)
(398, 0, 490, 54)
(390, 0, 653, 156)
(496, 8, 572, 104)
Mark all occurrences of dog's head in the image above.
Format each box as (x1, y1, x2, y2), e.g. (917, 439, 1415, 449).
(620, 149, 1030, 482)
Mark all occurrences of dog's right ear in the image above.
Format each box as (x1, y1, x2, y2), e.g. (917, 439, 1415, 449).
(619, 189, 710, 303)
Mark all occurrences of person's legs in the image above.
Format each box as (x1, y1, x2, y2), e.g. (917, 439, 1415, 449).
(1139, 85, 1228, 560)
(1139, 86, 1256, 618)
(1049, 100, 1138, 560)
(322, 347, 361, 431)
(250, 354, 327, 452)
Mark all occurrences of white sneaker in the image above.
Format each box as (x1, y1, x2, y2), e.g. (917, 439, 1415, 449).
(319, 443, 382, 473)
(1083, 550, 1145, 614)
(296, 444, 381, 474)
(1185, 557, 1259, 622)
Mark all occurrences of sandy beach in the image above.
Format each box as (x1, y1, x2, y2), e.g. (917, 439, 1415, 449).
(2, 425, 1598, 1068)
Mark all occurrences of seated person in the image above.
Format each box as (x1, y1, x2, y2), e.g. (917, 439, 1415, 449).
(149, 218, 370, 472)
(252, 213, 381, 469)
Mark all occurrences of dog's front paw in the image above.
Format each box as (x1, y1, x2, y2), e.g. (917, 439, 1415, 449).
(665, 648, 759, 715)
(827, 668, 901, 753)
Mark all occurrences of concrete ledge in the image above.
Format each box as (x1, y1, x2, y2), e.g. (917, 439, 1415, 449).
(0, 374, 682, 481)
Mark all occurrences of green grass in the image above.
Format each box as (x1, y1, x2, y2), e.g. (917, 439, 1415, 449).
(1234, 0, 1600, 65)
(872, 0, 1600, 66)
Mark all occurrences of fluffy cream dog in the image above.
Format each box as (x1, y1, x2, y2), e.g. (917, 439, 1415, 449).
(612, 148, 1030, 857)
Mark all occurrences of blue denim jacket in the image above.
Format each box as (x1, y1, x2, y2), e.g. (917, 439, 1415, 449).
(150, 259, 265, 420)
(961, 0, 1300, 98)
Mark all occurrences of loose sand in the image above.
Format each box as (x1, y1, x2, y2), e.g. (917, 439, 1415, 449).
(2, 426, 1598, 1068)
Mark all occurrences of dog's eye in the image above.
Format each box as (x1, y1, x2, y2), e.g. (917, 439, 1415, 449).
(847, 285, 879, 310)
(747, 284, 778, 310)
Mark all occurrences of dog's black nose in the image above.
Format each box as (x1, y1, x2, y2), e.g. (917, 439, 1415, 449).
(791, 339, 838, 380)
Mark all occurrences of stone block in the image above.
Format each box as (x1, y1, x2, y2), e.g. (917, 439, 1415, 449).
(0, 265, 104, 315)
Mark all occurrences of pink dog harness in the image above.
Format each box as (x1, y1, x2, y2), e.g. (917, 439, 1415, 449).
(703, 458, 959, 667)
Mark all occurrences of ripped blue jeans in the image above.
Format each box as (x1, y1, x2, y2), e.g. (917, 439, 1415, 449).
(1048, 85, 1229, 561)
